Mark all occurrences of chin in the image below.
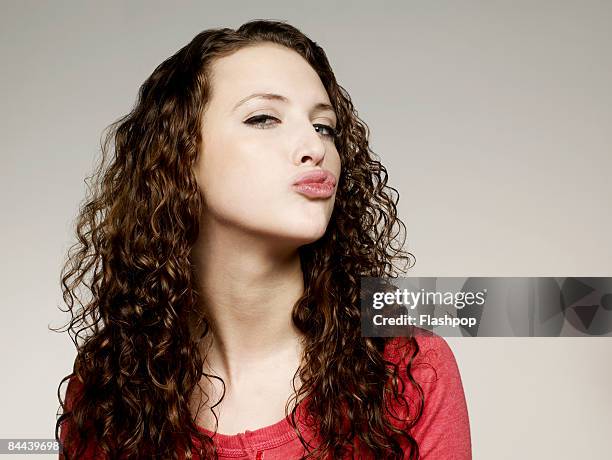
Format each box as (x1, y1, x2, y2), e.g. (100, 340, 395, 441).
(292, 227, 330, 245)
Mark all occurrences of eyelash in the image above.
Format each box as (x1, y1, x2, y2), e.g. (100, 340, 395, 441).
(244, 114, 338, 139)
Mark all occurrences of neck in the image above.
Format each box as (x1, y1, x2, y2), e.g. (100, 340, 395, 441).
(190, 218, 306, 385)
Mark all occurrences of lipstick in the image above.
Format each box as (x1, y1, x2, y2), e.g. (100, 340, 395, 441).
(292, 169, 337, 199)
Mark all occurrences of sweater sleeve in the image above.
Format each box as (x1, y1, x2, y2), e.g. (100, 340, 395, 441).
(386, 333, 472, 459)
(407, 334, 472, 459)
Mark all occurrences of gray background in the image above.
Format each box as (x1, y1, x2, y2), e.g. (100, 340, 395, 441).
(1, 1, 611, 458)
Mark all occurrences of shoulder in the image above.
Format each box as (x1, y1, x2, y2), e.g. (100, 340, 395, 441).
(383, 329, 459, 376)
(384, 330, 472, 459)
(59, 376, 102, 460)
(64, 375, 83, 406)
(383, 331, 465, 410)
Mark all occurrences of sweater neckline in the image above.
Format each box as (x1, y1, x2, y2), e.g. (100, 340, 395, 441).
(195, 395, 312, 453)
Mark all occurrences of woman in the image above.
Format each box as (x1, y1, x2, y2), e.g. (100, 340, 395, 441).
(55, 19, 471, 459)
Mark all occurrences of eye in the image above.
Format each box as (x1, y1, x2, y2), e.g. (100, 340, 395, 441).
(244, 114, 279, 129)
(314, 123, 338, 139)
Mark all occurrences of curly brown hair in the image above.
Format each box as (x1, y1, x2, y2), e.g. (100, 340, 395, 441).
(53, 19, 423, 460)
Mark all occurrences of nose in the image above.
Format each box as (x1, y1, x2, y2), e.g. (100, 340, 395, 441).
(292, 122, 326, 166)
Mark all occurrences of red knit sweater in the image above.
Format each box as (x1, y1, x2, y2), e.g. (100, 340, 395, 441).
(60, 334, 471, 459)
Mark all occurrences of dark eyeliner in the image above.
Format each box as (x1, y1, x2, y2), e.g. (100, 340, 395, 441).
(245, 115, 336, 138)
(314, 123, 337, 138)
(244, 114, 278, 127)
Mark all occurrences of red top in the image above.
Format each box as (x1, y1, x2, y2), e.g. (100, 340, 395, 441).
(60, 333, 471, 459)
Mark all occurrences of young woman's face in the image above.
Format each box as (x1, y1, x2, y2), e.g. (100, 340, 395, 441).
(195, 43, 341, 247)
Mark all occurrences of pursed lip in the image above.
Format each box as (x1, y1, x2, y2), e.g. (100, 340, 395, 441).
(292, 169, 337, 187)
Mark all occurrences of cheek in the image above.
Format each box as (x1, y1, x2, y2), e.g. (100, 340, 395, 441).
(198, 131, 253, 192)
(326, 147, 342, 182)
(196, 137, 285, 217)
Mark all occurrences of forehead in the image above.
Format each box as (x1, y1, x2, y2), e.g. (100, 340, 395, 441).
(207, 43, 331, 109)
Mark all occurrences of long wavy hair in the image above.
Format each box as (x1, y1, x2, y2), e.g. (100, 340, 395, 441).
(53, 19, 422, 460)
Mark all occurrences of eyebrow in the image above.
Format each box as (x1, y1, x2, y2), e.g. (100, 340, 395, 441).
(232, 92, 336, 118)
